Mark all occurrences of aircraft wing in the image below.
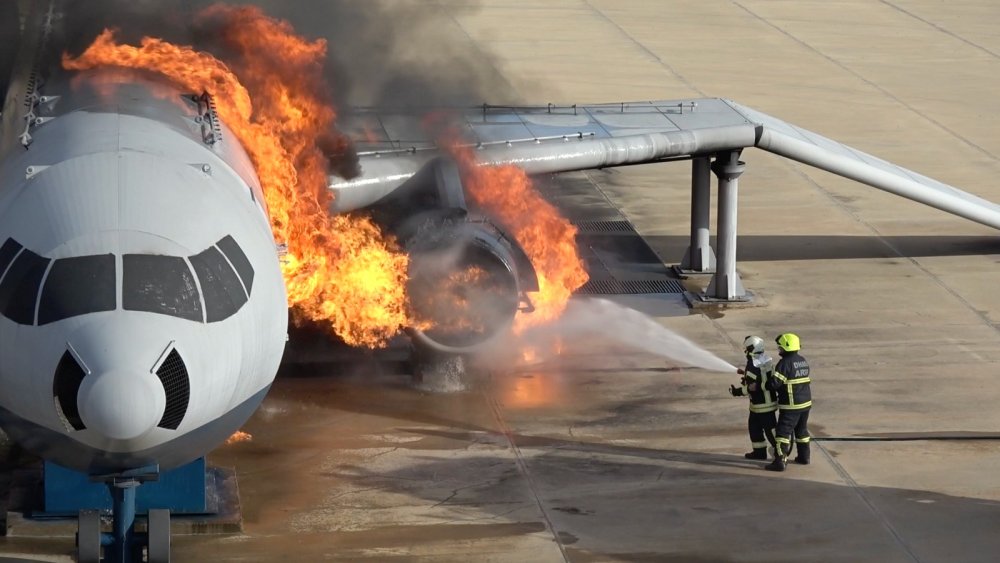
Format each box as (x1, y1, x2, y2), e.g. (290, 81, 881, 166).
(334, 98, 1000, 230)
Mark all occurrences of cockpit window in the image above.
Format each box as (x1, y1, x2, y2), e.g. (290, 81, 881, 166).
(0, 235, 253, 325)
(0, 247, 50, 324)
(216, 235, 254, 295)
(189, 246, 247, 323)
(123, 254, 203, 322)
(38, 254, 116, 325)
(0, 238, 23, 278)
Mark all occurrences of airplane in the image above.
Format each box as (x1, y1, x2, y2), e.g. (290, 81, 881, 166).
(3, 3, 1000, 563)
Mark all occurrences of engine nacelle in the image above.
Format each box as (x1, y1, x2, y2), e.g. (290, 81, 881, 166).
(369, 157, 538, 354)
(406, 217, 525, 353)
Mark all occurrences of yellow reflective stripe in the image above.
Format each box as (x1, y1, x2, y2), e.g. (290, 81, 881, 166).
(778, 401, 812, 410)
(795, 436, 810, 443)
(775, 436, 791, 444)
(749, 401, 777, 413)
(746, 372, 759, 381)
(772, 371, 788, 383)
(752, 441, 768, 448)
(788, 377, 811, 385)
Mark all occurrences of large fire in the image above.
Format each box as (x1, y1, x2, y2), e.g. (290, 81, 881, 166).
(450, 147, 589, 332)
(62, 6, 409, 348)
(62, 5, 587, 348)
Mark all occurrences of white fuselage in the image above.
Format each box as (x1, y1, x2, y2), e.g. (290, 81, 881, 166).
(0, 72, 287, 473)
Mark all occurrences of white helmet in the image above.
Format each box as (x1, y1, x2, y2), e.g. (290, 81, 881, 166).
(743, 335, 765, 356)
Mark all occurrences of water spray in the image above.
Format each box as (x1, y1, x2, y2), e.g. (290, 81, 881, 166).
(520, 298, 737, 372)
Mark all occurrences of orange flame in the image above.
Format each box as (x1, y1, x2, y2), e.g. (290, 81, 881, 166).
(225, 430, 253, 445)
(62, 6, 409, 347)
(449, 148, 589, 332)
(413, 265, 491, 334)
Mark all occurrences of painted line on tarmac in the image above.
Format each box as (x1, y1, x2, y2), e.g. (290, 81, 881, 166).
(484, 380, 571, 562)
(816, 441, 921, 563)
(878, 0, 1000, 60)
(732, 0, 998, 163)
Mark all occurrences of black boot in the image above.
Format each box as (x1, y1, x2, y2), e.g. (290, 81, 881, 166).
(766, 443, 788, 471)
(794, 442, 810, 465)
(765, 456, 786, 472)
(744, 448, 768, 460)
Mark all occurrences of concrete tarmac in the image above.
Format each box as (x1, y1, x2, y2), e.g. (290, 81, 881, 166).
(4, 1, 1000, 561)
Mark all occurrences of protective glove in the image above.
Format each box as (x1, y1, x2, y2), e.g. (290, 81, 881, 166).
(729, 385, 742, 397)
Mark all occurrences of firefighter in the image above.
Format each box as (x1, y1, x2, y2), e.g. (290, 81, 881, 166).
(765, 332, 812, 472)
(730, 335, 778, 460)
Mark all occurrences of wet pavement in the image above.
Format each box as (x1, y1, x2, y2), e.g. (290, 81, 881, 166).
(4, 0, 1000, 561)
(8, 319, 999, 562)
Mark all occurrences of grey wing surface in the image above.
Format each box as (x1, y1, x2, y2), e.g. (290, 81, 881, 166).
(333, 98, 1000, 230)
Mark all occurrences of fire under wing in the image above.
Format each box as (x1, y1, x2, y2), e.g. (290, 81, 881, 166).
(334, 98, 1000, 230)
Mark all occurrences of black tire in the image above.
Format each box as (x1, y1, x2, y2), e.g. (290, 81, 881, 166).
(148, 509, 171, 563)
(77, 509, 101, 563)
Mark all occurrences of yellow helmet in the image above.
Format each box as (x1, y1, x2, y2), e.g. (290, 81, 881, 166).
(775, 333, 801, 353)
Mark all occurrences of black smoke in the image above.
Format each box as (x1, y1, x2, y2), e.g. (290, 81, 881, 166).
(13, 0, 516, 108)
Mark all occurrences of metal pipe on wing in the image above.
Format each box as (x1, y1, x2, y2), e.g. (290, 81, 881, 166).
(330, 124, 758, 213)
(492, 125, 756, 173)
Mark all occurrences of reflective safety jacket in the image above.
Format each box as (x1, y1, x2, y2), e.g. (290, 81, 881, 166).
(737, 354, 777, 413)
(768, 352, 812, 410)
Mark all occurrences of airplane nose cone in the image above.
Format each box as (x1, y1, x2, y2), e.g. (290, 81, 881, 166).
(78, 370, 166, 440)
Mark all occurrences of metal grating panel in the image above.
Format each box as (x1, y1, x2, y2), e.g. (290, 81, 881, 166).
(575, 220, 637, 234)
(156, 349, 190, 430)
(575, 279, 685, 295)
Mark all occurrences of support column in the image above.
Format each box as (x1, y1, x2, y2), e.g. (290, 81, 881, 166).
(108, 479, 139, 563)
(705, 150, 747, 300)
(680, 156, 715, 272)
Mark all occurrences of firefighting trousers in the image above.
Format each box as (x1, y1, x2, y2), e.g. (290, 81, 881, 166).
(747, 411, 777, 450)
(774, 408, 810, 458)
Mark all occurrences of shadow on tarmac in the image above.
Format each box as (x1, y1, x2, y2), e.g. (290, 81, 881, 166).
(331, 429, 1000, 562)
(642, 234, 1000, 262)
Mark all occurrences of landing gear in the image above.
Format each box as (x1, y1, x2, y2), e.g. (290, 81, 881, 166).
(74, 465, 172, 563)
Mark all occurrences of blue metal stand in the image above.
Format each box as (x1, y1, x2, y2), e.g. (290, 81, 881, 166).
(106, 478, 140, 563)
(44, 461, 206, 563)
(43, 457, 208, 515)
(83, 465, 159, 563)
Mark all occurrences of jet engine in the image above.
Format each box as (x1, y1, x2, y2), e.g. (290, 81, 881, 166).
(369, 157, 538, 354)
